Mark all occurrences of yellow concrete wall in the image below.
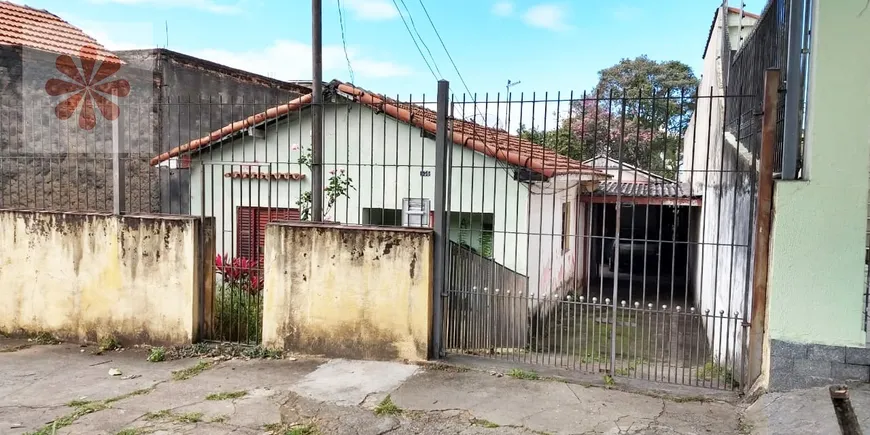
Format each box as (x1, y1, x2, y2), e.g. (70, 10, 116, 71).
(0, 211, 204, 345)
(263, 222, 433, 361)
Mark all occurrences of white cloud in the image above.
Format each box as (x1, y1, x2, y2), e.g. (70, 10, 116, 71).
(344, 0, 398, 20)
(86, 0, 242, 14)
(70, 18, 156, 51)
(491, 1, 514, 16)
(523, 3, 571, 32)
(194, 40, 412, 81)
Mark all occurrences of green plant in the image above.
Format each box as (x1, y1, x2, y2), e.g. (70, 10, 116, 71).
(293, 145, 355, 221)
(171, 360, 213, 381)
(286, 425, 317, 435)
(472, 418, 500, 428)
(603, 375, 616, 387)
(33, 331, 60, 345)
(241, 346, 282, 359)
(144, 410, 172, 421)
(98, 336, 120, 352)
(696, 362, 736, 387)
(506, 369, 540, 380)
(206, 391, 247, 401)
(210, 415, 230, 423)
(175, 412, 203, 423)
(214, 283, 263, 344)
(147, 347, 166, 362)
(28, 401, 108, 434)
(373, 395, 402, 416)
(116, 429, 147, 435)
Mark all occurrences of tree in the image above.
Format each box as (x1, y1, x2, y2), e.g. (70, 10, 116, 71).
(522, 56, 699, 180)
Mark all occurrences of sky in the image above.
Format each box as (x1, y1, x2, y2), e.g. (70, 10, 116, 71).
(23, 0, 767, 126)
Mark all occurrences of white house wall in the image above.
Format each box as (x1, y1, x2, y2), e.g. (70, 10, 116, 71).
(190, 101, 530, 274)
(679, 8, 753, 366)
(526, 176, 585, 307)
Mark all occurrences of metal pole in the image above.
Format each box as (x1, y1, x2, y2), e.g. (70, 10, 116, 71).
(782, 0, 805, 180)
(310, 0, 324, 220)
(432, 79, 450, 358)
(111, 91, 125, 215)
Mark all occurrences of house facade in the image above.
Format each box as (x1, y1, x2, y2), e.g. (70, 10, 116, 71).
(151, 81, 606, 307)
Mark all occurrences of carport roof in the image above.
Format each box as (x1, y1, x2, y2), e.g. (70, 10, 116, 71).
(582, 181, 701, 206)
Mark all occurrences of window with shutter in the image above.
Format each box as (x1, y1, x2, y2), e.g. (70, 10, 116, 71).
(237, 206, 300, 264)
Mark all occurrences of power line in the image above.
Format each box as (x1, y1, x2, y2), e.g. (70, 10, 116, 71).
(414, 0, 489, 127)
(336, 0, 355, 83)
(390, 0, 440, 81)
(397, 0, 444, 79)
(415, 0, 474, 101)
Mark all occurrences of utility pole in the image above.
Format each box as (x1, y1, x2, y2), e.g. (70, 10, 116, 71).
(311, 0, 324, 221)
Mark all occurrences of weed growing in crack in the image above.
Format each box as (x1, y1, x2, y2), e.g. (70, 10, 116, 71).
(33, 331, 60, 345)
(27, 401, 107, 435)
(98, 336, 120, 352)
(175, 412, 204, 423)
(147, 347, 166, 362)
(144, 410, 172, 421)
(506, 369, 540, 380)
(105, 387, 155, 405)
(373, 395, 402, 416)
(206, 391, 247, 401)
(263, 423, 318, 435)
(603, 375, 616, 388)
(115, 429, 147, 435)
(210, 414, 230, 423)
(171, 360, 213, 381)
(471, 418, 500, 428)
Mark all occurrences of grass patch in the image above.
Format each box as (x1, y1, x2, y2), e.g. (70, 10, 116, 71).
(147, 347, 166, 362)
(603, 375, 616, 388)
(506, 369, 540, 380)
(210, 414, 230, 423)
(144, 410, 203, 424)
(214, 284, 263, 344)
(33, 331, 60, 345)
(471, 418, 500, 428)
(696, 362, 736, 387)
(206, 391, 247, 401)
(373, 395, 402, 416)
(144, 410, 172, 421)
(105, 387, 155, 405)
(175, 412, 204, 423)
(27, 401, 108, 435)
(116, 429, 149, 435)
(263, 423, 318, 435)
(171, 360, 213, 381)
(98, 336, 120, 352)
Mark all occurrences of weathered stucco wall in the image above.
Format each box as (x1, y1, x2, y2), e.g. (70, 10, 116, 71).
(0, 210, 205, 345)
(262, 223, 432, 361)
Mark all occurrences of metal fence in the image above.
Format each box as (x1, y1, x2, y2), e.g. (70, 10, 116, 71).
(3, 78, 766, 387)
(724, 0, 811, 180)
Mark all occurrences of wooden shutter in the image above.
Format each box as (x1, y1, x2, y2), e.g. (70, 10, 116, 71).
(236, 207, 257, 259)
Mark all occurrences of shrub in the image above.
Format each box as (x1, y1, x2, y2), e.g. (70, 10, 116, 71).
(214, 283, 263, 343)
(147, 346, 166, 362)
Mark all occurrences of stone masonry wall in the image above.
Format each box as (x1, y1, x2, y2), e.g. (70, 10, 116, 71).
(770, 339, 870, 391)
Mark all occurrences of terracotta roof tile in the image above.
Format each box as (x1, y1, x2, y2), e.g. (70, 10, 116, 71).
(0, 1, 117, 61)
(590, 181, 698, 198)
(150, 80, 606, 179)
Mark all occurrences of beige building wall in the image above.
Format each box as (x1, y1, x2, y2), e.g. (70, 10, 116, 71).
(0, 211, 205, 345)
(262, 222, 433, 361)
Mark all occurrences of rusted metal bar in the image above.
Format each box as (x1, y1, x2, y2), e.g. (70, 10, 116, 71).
(830, 385, 864, 435)
(748, 68, 780, 387)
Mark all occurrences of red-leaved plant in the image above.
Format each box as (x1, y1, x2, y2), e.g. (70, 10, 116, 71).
(215, 254, 263, 294)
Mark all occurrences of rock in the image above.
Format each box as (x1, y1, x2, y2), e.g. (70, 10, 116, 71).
(10, 423, 23, 428)
(108, 368, 122, 376)
(288, 357, 298, 362)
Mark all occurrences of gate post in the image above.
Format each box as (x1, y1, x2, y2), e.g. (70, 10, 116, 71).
(748, 68, 780, 388)
(431, 80, 450, 359)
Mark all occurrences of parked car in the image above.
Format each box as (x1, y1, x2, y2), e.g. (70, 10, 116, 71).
(607, 235, 660, 274)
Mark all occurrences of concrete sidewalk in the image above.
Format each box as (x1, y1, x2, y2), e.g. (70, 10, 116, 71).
(0, 340, 746, 434)
(744, 384, 870, 435)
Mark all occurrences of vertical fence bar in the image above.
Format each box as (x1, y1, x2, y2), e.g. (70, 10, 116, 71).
(781, 0, 805, 180)
(432, 79, 450, 358)
(748, 68, 780, 386)
(112, 92, 126, 215)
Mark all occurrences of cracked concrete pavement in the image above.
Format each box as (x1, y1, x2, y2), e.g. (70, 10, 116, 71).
(744, 384, 870, 435)
(1, 340, 747, 434)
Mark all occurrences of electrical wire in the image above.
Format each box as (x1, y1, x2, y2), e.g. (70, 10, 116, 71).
(397, 0, 444, 79)
(391, 0, 440, 81)
(336, 0, 355, 83)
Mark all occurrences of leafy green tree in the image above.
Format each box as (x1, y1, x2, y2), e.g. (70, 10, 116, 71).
(520, 56, 699, 180)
